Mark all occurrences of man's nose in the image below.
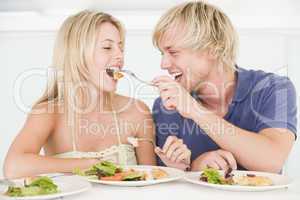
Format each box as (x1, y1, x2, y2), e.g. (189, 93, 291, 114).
(161, 55, 172, 69)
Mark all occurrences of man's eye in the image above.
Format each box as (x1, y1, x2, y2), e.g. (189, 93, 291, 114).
(103, 47, 111, 50)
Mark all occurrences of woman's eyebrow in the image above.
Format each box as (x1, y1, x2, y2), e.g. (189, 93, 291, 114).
(101, 39, 114, 43)
(100, 39, 122, 45)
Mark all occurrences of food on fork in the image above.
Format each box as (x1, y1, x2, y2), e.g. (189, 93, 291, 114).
(151, 168, 169, 180)
(4, 176, 59, 197)
(199, 168, 273, 186)
(113, 71, 124, 80)
(106, 67, 124, 80)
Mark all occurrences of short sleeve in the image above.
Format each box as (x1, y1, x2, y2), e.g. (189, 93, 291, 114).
(254, 76, 297, 139)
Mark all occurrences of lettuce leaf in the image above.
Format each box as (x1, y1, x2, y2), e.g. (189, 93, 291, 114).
(201, 168, 223, 184)
(4, 177, 58, 197)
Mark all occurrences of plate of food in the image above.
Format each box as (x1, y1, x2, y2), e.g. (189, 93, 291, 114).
(0, 174, 91, 200)
(184, 168, 293, 192)
(73, 161, 185, 187)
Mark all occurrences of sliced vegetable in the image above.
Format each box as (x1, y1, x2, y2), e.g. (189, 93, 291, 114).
(5, 186, 22, 197)
(93, 162, 118, 176)
(73, 161, 148, 182)
(4, 176, 58, 197)
(100, 173, 123, 181)
(122, 172, 145, 181)
(200, 168, 223, 184)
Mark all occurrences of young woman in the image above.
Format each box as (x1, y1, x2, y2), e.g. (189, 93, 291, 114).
(3, 10, 158, 178)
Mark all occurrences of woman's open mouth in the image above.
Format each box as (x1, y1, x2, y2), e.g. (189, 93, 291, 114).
(106, 67, 124, 81)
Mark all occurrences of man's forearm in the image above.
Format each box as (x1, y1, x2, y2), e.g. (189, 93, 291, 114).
(190, 110, 286, 172)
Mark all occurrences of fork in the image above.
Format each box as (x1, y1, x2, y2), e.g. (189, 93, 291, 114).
(127, 137, 165, 154)
(127, 137, 158, 148)
(121, 69, 156, 86)
(106, 67, 155, 86)
(128, 137, 190, 170)
(0, 174, 69, 187)
(0, 178, 16, 186)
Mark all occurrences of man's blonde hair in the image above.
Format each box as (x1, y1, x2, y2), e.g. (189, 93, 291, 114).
(153, 1, 238, 71)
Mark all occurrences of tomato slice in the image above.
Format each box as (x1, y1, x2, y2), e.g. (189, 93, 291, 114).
(100, 173, 123, 181)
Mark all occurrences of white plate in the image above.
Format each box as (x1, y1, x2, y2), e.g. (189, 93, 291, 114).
(184, 170, 293, 192)
(0, 175, 92, 200)
(86, 165, 184, 187)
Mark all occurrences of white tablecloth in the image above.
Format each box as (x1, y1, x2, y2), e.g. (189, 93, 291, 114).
(66, 179, 300, 200)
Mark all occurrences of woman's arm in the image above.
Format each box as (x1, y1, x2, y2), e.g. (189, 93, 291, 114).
(133, 100, 156, 165)
(3, 104, 98, 179)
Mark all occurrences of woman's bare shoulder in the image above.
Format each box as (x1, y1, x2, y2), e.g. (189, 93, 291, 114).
(29, 101, 63, 129)
(114, 94, 151, 117)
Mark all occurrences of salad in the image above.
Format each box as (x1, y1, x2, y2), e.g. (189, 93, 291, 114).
(74, 161, 168, 181)
(199, 168, 273, 186)
(199, 168, 234, 185)
(74, 161, 146, 181)
(4, 176, 59, 197)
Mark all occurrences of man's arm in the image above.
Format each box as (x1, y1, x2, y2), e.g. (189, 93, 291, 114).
(191, 110, 295, 173)
(190, 77, 297, 173)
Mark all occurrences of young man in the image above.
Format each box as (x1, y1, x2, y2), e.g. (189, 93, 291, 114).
(152, 1, 297, 172)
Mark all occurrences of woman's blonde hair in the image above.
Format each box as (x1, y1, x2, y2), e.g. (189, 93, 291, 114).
(153, 1, 238, 71)
(35, 10, 125, 132)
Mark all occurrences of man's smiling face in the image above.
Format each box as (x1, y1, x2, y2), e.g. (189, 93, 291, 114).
(158, 24, 218, 92)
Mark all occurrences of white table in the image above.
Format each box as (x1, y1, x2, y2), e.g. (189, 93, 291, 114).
(67, 179, 300, 200)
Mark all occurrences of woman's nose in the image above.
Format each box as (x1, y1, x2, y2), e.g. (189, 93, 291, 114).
(114, 47, 124, 63)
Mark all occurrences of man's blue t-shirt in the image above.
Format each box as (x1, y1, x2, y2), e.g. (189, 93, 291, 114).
(152, 67, 297, 170)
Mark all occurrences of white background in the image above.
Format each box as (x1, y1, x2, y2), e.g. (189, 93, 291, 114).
(0, 0, 300, 177)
